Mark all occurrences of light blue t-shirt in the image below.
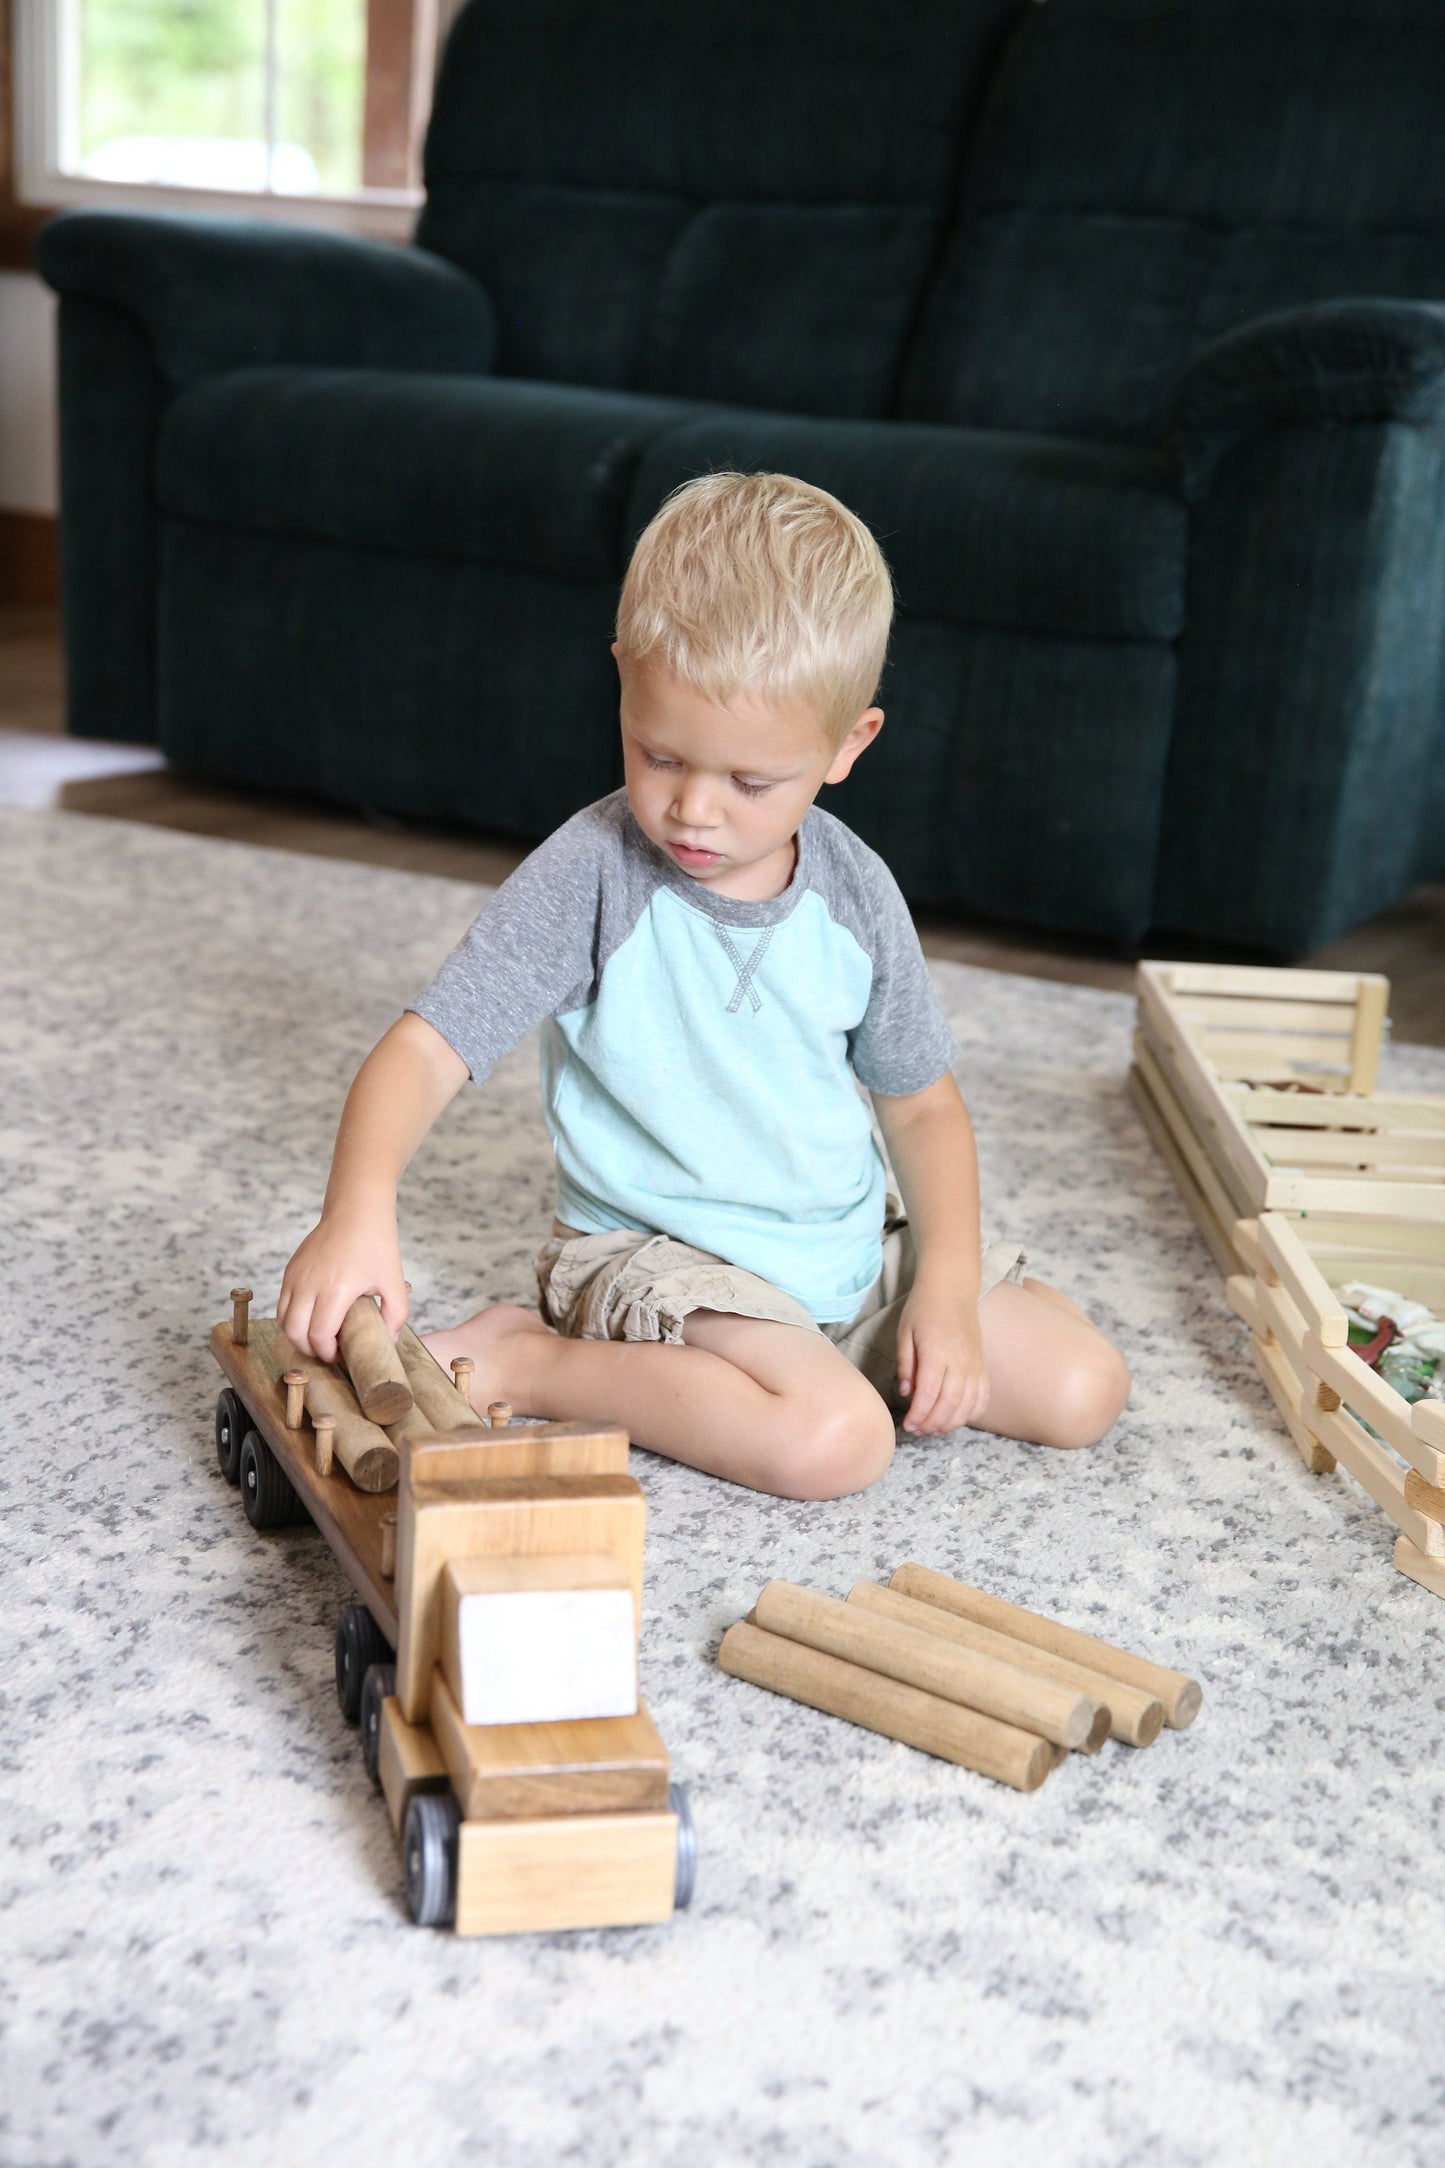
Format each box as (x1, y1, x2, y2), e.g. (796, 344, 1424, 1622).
(410, 791, 958, 1324)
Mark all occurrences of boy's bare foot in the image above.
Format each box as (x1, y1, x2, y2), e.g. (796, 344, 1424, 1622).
(420, 1303, 554, 1415)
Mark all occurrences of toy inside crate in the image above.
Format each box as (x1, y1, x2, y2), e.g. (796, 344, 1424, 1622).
(1130, 962, 1445, 1598)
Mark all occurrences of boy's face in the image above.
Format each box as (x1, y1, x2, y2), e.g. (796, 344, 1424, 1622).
(614, 647, 882, 902)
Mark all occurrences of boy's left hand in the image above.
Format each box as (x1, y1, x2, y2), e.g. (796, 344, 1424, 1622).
(896, 1283, 989, 1435)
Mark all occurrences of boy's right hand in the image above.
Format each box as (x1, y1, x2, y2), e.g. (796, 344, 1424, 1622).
(276, 1207, 407, 1364)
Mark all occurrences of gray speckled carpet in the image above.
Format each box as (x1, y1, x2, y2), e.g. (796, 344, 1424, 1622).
(4, 806, 1445, 2168)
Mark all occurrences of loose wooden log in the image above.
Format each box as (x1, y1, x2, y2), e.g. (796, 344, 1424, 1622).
(338, 1296, 414, 1425)
(848, 1582, 1161, 1748)
(395, 1324, 475, 1432)
(282, 1369, 306, 1429)
(230, 1287, 252, 1346)
(312, 1411, 335, 1478)
(889, 1565, 1202, 1730)
(754, 1581, 1103, 1751)
(451, 1355, 475, 1408)
(272, 1326, 399, 1494)
(718, 1620, 1053, 1792)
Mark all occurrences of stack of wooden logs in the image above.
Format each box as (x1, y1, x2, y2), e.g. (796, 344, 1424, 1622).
(1128, 961, 1445, 1600)
(720, 1566, 1201, 1793)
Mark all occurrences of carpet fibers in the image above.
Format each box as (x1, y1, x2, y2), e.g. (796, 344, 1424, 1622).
(3, 808, 1444, 2168)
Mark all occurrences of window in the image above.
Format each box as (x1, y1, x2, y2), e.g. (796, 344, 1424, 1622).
(13, 0, 453, 232)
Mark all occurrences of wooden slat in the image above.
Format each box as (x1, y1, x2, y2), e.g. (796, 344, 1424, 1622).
(1302, 1329, 1445, 1485)
(1393, 1535, 1445, 1600)
(1128, 1065, 1240, 1278)
(1133, 1035, 1255, 1224)
(1262, 1172, 1445, 1220)
(1174, 995, 1356, 1035)
(1198, 1029, 1354, 1072)
(1158, 962, 1370, 1004)
(1255, 1273, 1309, 1362)
(1296, 1216, 1445, 1259)
(1349, 976, 1392, 1095)
(209, 1320, 398, 1644)
(1136, 974, 1271, 1206)
(1310, 1400, 1445, 1557)
(1251, 1333, 1336, 1475)
(1254, 1215, 1349, 1345)
(1250, 1128, 1445, 1171)
(1237, 1087, 1445, 1132)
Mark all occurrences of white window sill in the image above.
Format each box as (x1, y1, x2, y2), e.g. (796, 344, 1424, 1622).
(18, 171, 422, 241)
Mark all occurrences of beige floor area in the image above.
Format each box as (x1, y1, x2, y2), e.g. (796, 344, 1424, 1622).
(3, 605, 1441, 1042)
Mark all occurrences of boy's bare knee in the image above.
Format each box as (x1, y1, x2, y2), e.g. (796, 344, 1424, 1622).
(768, 1390, 896, 1500)
(1041, 1341, 1131, 1450)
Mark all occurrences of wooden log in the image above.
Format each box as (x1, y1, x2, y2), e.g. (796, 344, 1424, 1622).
(270, 1322, 399, 1493)
(847, 1582, 1163, 1748)
(753, 1580, 1105, 1751)
(890, 1564, 1202, 1731)
(396, 1323, 476, 1432)
(338, 1296, 414, 1425)
(717, 1620, 1053, 1792)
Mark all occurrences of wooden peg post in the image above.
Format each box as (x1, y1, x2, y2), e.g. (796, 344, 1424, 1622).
(380, 1513, 397, 1580)
(230, 1288, 252, 1347)
(451, 1356, 475, 1408)
(312, 1411, 335, 1477)
(282, 1369, 306, 1429)
(487, 1400, 513, 1427)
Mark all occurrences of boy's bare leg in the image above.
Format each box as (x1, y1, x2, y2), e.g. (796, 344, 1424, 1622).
(974, 1278, 1130, 1449)
(423, 1304, 896, 1500)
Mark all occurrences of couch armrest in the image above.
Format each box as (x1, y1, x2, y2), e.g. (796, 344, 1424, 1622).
(1167, 300, 1445, 502)
(34, 209, 496, 389)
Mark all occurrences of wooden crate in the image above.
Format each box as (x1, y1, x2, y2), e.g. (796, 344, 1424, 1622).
(1228, 1212, 1445, 1597)
(1131, 962, 1445, 1599)
(1132, 962, 1445, 1278)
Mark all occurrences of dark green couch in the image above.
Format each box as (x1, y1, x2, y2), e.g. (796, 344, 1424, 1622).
(36, 0, 1445, 952)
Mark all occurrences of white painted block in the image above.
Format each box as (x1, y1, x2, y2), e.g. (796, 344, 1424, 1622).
(441, 1554, 638, 1728)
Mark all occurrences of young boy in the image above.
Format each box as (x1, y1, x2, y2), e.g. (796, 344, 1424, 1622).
(278, 472, 1130, 1499)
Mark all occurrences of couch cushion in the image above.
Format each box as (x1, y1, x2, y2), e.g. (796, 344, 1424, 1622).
(625, 410, 1186, 643)
(415, 0, 1021, 418)
(158, 368, 698, 580)
(902, 0, 1445, 442)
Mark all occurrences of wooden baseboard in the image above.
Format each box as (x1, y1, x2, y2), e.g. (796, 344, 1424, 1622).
(0, 511, 58, 607)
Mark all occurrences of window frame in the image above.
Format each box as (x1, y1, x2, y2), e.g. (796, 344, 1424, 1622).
(12, 0, 423, 237)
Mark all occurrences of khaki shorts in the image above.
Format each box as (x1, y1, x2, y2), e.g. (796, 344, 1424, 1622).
(534, 1202, 1025, 1416)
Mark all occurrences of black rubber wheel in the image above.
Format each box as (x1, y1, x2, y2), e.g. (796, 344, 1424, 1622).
(670, 1782, 697, 1910)
(360, 1661, 396, 1786)
(214, 1388, 247, 1485)
(404, 1790, 460, 1928)
(239, 1428, 299, 1529)
(335, 1601, 392, 1724)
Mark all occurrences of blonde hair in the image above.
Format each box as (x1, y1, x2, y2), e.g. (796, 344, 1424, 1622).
(616, 471, 894, 744)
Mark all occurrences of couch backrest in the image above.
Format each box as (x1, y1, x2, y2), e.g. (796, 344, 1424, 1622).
(901, 0, 1445, 444)
(415, 0, 1020, 420)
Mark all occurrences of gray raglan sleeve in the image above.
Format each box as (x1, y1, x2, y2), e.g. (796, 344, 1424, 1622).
(844, 852, 961, 1098)
(406, 807, 608, 1082)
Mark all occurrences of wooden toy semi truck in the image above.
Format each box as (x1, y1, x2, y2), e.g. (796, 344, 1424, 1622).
(208, 1287, 696, 1934)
